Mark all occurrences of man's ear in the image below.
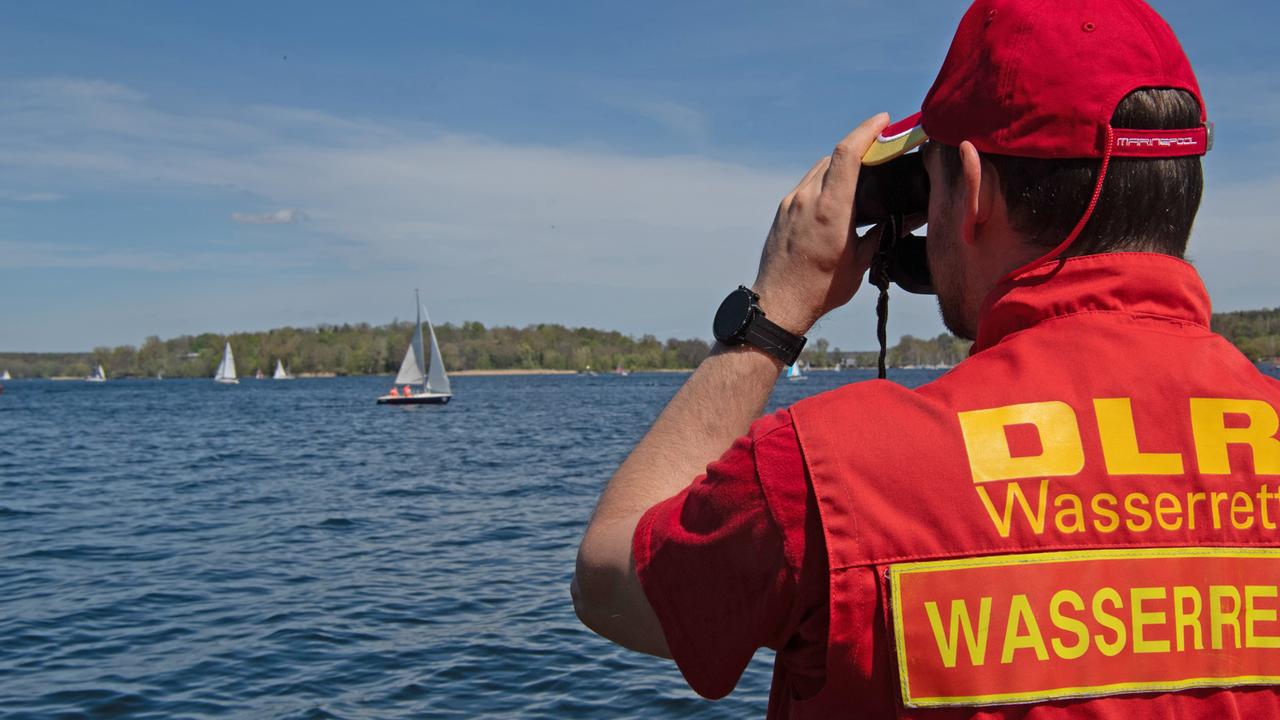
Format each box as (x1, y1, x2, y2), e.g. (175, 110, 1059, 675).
(958, 141, 994, 232)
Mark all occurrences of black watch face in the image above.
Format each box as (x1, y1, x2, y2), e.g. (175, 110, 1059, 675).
(713, 289, 753, 341)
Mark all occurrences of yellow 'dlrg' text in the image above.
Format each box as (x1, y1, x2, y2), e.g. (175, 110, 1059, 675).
(957, 398, 1280, 484)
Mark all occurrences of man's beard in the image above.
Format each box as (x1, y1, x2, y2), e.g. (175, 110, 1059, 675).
(928, 233, 977, 341)
(937, 292, 974, 340)
(938, 298, 975, 340)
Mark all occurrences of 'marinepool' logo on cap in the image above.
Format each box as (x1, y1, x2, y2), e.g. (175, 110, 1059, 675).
(1110, 126, 1210, 157)
(888, 547, 1280, 708)
(1116, 136, 1199, 148)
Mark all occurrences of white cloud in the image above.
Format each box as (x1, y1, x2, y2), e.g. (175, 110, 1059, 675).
(605, 96, 710, 147)
(2, 75, 1274, 352)
(0, 190, 64, 203)
(231, 208, 308, 225)
(0, 239, 308, 272)
(0, 77, 792, 294)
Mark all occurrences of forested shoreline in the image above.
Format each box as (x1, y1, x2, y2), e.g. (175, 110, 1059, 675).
(1210, 308, 1280, 361)
(3, 307, 1277, 379)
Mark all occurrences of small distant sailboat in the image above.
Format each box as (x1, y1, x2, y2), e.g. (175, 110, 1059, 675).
(273, 359, 293, 380)
(86, 364, 107, 383)
(615, 363, 629, 377)
(255, 369, 265, 380)
(0, 370, 10, 380)
(786, 363, 807, 382)
(377, 290, 452, 405)
(214, 342, 239, 384)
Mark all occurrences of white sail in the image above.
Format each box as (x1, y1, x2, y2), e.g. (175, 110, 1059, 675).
(273, 359, 290, 380)
(214, 342, 238, 383)
(422, 305, 451, 395)
(394, 299, 427, 387)
(1, 370, 9, 380)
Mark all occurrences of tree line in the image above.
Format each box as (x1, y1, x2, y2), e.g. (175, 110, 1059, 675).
(2, 307, 1276, 379)
(1211, 308, 1280, 362)
(0, 322, 713, 379)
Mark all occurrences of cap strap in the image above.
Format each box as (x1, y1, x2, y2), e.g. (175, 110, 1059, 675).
(1001, 126, 1115, 281)
(1110, 125, 1209, 157)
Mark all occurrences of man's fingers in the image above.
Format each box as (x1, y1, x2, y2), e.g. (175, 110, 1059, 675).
(781, 156, 830, 217)
(796, 155, 830, 192)
(777, 156, 827, 216)
(854, 223, 882, 271)
(821, 112, 891, 197)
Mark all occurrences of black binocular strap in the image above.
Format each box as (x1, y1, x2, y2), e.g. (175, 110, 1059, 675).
(869, 215, 902, 380)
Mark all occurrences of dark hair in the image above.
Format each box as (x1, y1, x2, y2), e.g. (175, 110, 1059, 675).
(936, 88, 1204, 257)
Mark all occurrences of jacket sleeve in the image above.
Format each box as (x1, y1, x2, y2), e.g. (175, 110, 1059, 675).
(632, 409, 813, 699)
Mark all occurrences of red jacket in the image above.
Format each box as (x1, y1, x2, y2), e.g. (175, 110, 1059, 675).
(636, 252, 1280, 718)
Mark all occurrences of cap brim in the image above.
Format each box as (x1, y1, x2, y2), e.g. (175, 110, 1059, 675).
(862, 112, 928, 166)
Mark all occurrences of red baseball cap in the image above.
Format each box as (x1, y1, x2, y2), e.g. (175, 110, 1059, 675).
(863, 0, 1210, 165)
(863, 0, 1212, 272)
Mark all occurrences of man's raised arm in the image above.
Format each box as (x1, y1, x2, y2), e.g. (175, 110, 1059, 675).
(570, 112, 890, 655)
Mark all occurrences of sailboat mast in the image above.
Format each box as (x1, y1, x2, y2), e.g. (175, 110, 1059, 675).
(415, 289, 425, 390)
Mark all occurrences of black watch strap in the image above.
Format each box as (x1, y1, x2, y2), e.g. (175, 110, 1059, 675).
(744, 313, 807, 366)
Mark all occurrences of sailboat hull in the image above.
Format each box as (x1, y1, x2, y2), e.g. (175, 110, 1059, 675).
(214, 378, 240, 385)
(376, 392, 451, 405)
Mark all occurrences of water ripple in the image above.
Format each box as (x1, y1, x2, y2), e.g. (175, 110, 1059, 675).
(0, 369, 1047, 717)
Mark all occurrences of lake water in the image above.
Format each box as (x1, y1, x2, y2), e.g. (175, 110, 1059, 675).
(2, 366, 1277, 718)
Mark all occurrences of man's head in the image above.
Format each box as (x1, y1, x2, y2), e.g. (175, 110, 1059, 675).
(922, 87, 1206, 339)
(862, 0, 1210, 340)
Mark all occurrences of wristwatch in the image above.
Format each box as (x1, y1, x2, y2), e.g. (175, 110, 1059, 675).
(712, 286, 807, 366)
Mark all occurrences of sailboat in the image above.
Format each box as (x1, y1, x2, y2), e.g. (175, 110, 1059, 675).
(0, 370, 10, 380)
(273, 359, 293, 380)
(377, 290, 452, 405)
(786, 362, 807, 382)
(214, 342, 239, 384)
(86, 364, 107, 383)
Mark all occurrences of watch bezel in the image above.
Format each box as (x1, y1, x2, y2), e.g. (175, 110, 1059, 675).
(713, 286, 759, 343)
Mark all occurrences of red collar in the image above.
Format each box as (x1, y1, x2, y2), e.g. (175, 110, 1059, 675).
(973, 252, 1212, 353)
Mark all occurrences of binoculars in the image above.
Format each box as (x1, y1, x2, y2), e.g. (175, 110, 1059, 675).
(854, 152, 934, 295)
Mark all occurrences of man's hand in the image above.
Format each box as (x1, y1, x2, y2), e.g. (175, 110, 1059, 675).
(752, 112, 891, 334)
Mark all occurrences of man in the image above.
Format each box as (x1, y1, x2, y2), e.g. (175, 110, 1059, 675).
(573, 0, 1280, 716)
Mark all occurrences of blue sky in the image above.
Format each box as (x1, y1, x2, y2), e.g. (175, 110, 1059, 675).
(2, 1, 1278, 352)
